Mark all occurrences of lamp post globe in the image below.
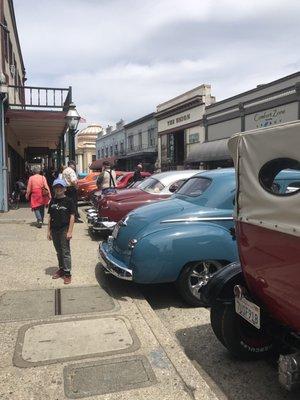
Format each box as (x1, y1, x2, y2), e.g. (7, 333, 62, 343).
(65, 102, 80, 161)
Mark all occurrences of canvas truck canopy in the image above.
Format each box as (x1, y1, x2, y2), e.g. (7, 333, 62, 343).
(228, 120, 300, 237)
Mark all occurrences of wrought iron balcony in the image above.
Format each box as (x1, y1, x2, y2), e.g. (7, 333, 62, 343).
(7, 85, 72, 111)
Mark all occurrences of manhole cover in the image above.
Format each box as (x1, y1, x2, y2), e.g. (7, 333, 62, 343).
(14, 316, 140, 367)
(60, 286, 116, 315)
(64, 355, 156, 398)
(0, 289, 55, 322)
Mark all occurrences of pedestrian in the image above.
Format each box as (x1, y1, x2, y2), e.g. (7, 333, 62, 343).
(62, 160, 83, 223)
(26, 165, 51, 228)
(47, 178, 75, 285)
(96, 161, 117, 194)
(133, 163, 143, 182)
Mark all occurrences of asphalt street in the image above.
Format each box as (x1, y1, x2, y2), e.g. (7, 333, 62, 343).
(140, 283, 300, 400)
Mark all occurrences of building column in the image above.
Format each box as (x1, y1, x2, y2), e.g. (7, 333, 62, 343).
(0, 93, 8, 212)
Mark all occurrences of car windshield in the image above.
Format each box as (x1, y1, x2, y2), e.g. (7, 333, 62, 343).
(116, 174, 126, 182)
(176, 177, 212, 197)
(138, 177, 165, 193)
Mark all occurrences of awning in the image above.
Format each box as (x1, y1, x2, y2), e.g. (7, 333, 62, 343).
(186, 138, 231, 162)
(6, 109, 67, 149)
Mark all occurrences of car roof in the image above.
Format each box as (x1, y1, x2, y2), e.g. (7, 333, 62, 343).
(194, 168, 235, 179)
(152, 170, 200, 186)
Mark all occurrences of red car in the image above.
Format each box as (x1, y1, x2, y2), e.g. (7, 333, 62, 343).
(77, 171, 126, 202)
(115, 171, 151, 189)
(204, 121, 300, 391)
(88, 170, 199, 232)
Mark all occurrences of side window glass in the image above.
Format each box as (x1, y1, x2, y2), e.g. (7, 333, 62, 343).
(259, 158, 300, 196)
(169, 179, 185, 193)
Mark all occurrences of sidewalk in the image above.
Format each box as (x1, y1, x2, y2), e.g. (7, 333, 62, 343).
(0, 206, 220, 400)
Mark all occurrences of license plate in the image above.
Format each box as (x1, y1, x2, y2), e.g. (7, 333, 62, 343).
(112, 224, 120, 239)
(235, 296, 260, 329)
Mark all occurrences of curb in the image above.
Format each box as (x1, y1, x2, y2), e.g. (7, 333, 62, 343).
(132, 290, 222, 400)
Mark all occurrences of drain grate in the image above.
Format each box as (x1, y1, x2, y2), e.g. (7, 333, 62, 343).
(64, 355, 156, 398)
(0, 286, 117, 322)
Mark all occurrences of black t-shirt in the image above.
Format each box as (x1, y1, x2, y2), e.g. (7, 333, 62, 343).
(48, 196, 76, 230)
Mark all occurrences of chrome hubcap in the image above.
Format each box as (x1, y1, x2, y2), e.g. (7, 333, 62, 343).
(188, 261, 221, 299)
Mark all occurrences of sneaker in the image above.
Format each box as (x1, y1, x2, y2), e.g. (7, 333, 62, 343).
(63, 275, 72, 285)
(52, 269, 64, 279)
(37, 221, 42, 228)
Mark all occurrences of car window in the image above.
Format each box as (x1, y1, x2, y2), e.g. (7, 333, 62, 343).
(139, 177, 165, 193)
(259, 158, 300, 196)
(169, 179, 186, 193)
(176, 177, 212, 197)
(116, 174, 126, 182)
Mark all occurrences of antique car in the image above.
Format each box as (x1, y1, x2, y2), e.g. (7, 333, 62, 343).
(89, 170, 199, 233)
(115, 171, 152, 189)
(78, 170, 126, 202)
(202, 121, 300, 391)
(99, 168, 237, 305)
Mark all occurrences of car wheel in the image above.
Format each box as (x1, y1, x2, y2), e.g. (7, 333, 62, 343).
(177, 260, 223, 306)
(210, 302, 274, 360)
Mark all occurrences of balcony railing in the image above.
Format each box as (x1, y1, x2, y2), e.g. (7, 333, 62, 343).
(127, 143, 157, 155)
(8, 85, 72, 111)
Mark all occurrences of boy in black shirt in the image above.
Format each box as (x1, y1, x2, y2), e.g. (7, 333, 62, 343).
(47, 178, 75, 284)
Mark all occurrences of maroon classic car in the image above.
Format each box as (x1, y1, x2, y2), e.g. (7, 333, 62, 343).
(87, 170, 199, 232)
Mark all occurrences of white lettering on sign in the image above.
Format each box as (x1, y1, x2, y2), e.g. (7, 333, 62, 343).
(167, 113, 190, 126)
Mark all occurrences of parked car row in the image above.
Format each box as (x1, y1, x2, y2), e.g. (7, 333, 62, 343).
(94, 120, 300, 391)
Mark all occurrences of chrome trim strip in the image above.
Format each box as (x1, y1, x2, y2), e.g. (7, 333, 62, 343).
(99, 244, 133, 281)
(161, 216, 233, 224)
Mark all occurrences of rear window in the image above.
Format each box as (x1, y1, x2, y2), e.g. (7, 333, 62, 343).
(176, 177, 212, 197)
(139, 177, 165, 193)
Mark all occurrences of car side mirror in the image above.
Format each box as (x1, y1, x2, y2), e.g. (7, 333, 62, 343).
(169, 185, 178, 193)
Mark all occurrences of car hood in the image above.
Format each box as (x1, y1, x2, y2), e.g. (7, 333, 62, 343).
(115, 198, 232, 251)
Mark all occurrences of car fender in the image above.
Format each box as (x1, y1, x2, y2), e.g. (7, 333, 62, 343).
(201, 261, 243, 307)
(130, 223, 238, 284)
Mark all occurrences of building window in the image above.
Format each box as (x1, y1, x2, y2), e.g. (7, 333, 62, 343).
(138, 132, 142, 150)
(189, 133, 199, 143)
(105, 147, 108, 157)
(128, 136, 133, 151)
(97, 150, 100, 158)
(114, 143, 118, 155)
(101, 148, 104, 158)
(110, 145, 113, 156)
(148, 128, 155, 147)
(3, 18, 8, 61)
(120, 142, 124, 154)
(8, 39, 13, 65)
(92, 155, 96, 162)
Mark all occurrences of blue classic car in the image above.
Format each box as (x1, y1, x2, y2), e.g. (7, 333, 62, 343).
(99, 167, 300, 306)
(100, 168, 237, 305)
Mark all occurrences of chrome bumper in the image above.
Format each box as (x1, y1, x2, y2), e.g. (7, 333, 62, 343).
(99, 241, 133, 281)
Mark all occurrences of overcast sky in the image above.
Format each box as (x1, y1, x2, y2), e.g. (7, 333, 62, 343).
(14, 0, 300, 128)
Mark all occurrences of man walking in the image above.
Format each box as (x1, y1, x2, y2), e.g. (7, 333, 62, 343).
(96, 161, 117, 194)
(62, 160, 83, 223)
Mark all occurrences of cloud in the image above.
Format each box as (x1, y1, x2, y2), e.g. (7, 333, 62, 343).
(13, 0, 300, 127)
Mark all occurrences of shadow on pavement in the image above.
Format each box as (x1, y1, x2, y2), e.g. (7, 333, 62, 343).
(140, 282, 190, 310)
(175, 324, 299, 400)
(44, 266, 58, 276)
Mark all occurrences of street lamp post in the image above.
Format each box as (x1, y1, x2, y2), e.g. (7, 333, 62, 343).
(65, 102, 80, 162)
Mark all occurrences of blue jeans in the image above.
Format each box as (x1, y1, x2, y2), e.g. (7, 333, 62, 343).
(34, 205, 45, 222)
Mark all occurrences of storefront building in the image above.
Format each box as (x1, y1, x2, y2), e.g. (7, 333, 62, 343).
(76, 124, 100, 173)
(155, 84, 215, 171)
(92, 120, 126, 170)
(188, 72, 300, 169)
(122, 113, 157, 172)
(0, 0, 77, 211)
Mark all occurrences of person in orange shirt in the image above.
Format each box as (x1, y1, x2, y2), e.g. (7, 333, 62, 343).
(26, 166, 51, 228)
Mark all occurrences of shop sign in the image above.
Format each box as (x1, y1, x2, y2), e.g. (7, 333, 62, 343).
(245, 103, 298, 130)
(167, 113, 190, 126)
